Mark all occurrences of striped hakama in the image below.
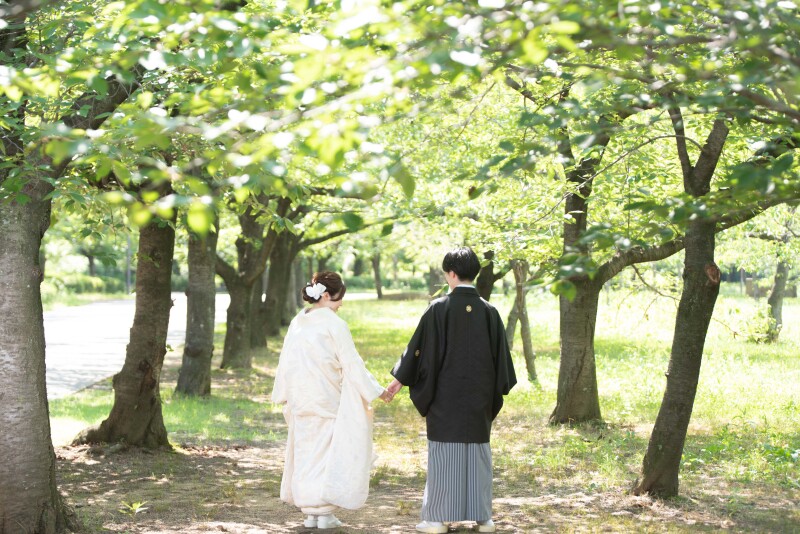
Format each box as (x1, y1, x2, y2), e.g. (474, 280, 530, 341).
(421, 441, 493, 522)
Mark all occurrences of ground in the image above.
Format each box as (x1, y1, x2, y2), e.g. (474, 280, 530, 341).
(51, 296, 799, 533)
(56, 440, 755, 533)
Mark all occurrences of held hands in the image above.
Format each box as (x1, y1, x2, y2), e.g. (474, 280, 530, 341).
(379, 379, 404, 403)
(381, 379, 403, 402)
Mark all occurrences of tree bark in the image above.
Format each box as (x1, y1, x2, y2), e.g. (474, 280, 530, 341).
(550, 130, 604, 423)
(550, 278, 603, 423)
(372, 251, 383, 299)
(295, 260, 306, 308)
(259, 222, 354, 337)
(219, 276, 256, 367)
(76, 212, 176, 448)
(633, 111, 729, 497)
(352, 255, 365, 276)
(0, 10, 142, 526)
(428, 264, 445, 295)
(511, 260, 536, 381)
(216, 198, 287, 367)
(766, 259, 789, 342)
(476, 250, 507, 300)
(81, 253, 97, 276)
(263, 231, 297, 337)
(176, 226, 218, 397)
(0, 181, 74, 533)
(282, 259, 300, 325)
(633, 219, 720, 496)
(249, 272, 267, 348)
(506, 302, 519, 349)
(219, 277, 255, 368)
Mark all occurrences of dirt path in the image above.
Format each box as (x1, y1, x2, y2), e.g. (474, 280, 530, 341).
(56, 428, 788, 533)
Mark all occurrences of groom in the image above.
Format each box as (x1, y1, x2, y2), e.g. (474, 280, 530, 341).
(386, 247, 516, 534)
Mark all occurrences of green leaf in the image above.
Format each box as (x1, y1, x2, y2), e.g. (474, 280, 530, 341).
(88, 75, 109, 96)
(381, 223, 393, 236)
(341, 212, 364, 231)
(111, 160, 132, 184)
(499, 140, 516, 152)
(390, 161, 415, 198)
(522, 33, 548, 64)
(550, 279, 577, 301)
(187, 202, 213, 236)
(548, 20, 580, 34)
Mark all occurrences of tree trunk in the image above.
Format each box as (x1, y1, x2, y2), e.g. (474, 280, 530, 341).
(220, 279, 255, 368)
(263, 232, 295, 338)
(282, 259, 300, 325)
(475, 250, 497, 300)
(262, 232, 300, 336)
(0, 184, 74, 533)
(318, 253, 331, 273)
(506, 302, 519, 349)
(428, 264, 446, 295)
(372, 252, 383, 299)
(0, 9, 140, 527)
(550, 278, 603, 423)
(76, 214, 175, 448)
(295, 260, 305, 308)
(352, 255, 365, 276)
(633, 111, 729, 497)
(87, 254, 96, 276)
(249, 271, 267, 348)
(512, 260, 536, 382)
(176, 227, 218, 397)
(633, 219, 720, 496)
(766, 259, 789, 342)
(217, 197, 288, 367)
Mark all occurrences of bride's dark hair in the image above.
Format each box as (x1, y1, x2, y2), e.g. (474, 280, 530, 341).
(301, 271, 347, 303)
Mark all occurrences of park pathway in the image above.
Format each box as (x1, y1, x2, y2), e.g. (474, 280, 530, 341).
(44, 293, 230, 400)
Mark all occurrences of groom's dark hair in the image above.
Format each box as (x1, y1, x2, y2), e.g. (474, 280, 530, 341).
(442, 247, 481, 282)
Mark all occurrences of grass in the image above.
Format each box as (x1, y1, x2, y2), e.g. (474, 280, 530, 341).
(41, 290, 131, 311)
(49, 286, 800, 532)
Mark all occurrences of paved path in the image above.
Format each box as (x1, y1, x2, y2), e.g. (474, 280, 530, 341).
(45, 293, 230, 400)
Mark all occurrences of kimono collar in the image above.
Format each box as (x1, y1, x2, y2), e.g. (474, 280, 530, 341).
(449, 285, 477, 295)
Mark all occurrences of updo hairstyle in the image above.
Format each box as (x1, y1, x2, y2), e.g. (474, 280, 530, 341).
(301, 271, 347, 303)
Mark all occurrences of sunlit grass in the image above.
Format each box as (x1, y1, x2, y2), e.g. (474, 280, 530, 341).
(41, 291, 131, 311)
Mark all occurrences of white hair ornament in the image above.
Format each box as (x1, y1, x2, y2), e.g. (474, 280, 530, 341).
(305, 282, 327, 300)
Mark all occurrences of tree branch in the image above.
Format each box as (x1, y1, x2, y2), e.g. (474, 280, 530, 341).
(745, 232, 782, 242)
(299, 218, 384, 250)
(215, 255, 237, 284)
(690, 117, 730, 195)
(668, 105, 692, 183)
(596, 195, 790, 286)
(597, 238, 686, 285)
(0, 0, 55, 18)
(735, 88, 800, 123)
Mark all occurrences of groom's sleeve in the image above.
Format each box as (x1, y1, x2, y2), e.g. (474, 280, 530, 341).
(391, 304, 440, 416)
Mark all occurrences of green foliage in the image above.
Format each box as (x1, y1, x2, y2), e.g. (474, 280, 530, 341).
(118, 500, 149, 516)
(738, 307, 781, 344)
(44, 273, 126, 295)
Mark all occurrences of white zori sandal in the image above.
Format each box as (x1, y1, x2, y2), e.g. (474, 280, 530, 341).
(317, 514, 343, 529)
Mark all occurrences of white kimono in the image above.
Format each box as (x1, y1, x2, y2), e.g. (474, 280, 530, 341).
(271, 307, 385, 513)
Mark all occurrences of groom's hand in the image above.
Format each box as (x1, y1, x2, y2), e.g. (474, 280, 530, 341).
(386, 379, 403, 398)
